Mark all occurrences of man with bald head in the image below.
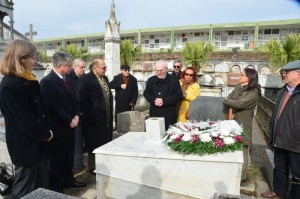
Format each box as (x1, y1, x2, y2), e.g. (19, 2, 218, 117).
(144, 60, 183, 130)
(77, 59, 113, 174)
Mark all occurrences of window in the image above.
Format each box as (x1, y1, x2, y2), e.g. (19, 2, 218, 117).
(150, 35, 154, 39)
(272, 29, 279, 34)
(228, 31, 234, 36)
(155, 39, 159, 43)
(264, 29, 271, 34)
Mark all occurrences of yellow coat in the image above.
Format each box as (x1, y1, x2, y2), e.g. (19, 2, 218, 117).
(178, 81, 201, 122)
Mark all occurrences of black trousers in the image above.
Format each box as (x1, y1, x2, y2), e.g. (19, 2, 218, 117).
(12, 157, 49, 199)
(49, 133, 75, 193)
(273, 147, 300, 198)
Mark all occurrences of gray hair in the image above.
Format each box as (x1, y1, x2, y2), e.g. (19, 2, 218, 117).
(52, 51, 73, 67)
(155, 60, 168, 69)
(173, 58, 182, 66)
(73, 58, 84, 68)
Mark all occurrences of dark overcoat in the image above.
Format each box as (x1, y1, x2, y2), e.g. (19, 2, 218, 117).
(223, 84, 260, 142)
(0, 76, 50, 166)
(144, 73, 183, 130)
(109, 74, 138, 113)
(78, 71, 113, 152)
(40, 70, 78, 137)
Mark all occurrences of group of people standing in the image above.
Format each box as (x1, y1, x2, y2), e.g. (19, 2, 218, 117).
(0, 40, 138, 198)
(1, 39, 299, 199)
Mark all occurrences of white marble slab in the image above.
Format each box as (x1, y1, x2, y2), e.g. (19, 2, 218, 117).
(94, 132, 243, 199)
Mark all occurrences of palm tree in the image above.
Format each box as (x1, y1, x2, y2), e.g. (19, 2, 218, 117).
(259, 34, 300, 67)
(181, 41, 213, 71)
(59, 44, 90, 61)
(120, 39, 141, 65)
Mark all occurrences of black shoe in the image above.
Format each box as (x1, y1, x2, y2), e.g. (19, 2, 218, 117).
(64, 180, 87, 188)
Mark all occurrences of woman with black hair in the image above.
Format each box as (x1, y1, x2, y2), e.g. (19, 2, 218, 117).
(223, 67, 261, 180)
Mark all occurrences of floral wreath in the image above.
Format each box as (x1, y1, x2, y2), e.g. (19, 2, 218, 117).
(163, 120, 245, 156)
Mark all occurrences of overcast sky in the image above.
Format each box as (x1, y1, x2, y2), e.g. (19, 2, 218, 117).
(5, 0, 300, 40)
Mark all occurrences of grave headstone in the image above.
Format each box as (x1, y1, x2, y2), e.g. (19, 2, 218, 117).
(190, 96, 228, 121)
(117, 111, 148, 134)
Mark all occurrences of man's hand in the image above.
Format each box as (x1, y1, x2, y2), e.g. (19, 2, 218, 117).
(154, 98, 163, 107)
(121, 84, 127, 89)
(70, 115, 79, 128)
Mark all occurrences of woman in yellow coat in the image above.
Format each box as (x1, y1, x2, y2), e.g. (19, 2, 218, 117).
(177, 67, 201, 122)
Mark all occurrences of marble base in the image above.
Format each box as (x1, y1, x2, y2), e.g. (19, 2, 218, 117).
(94, 132, 243, 199)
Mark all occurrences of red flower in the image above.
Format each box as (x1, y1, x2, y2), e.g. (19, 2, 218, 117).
(234, 135, 243, 142)
(214, 138, 224, 148)
(191, 134, 199, 143)
(174, 134, 184, 144)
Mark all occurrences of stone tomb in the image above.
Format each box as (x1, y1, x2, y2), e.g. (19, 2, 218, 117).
(94, 118, 243, 199)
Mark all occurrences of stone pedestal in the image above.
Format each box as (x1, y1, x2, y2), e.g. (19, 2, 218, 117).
(94, 118, 243, 199)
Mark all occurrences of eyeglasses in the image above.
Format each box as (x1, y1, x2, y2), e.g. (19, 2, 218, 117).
(99, 66, 107, 70)
(124, 69, 130, 72)
(185, 73, 194, 77)
(173, 65, 181, 69)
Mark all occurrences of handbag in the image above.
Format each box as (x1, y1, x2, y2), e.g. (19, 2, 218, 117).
(0, 162, 14, 196)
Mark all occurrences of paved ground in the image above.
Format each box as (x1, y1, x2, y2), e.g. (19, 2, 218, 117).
(63, 117, 272, 199)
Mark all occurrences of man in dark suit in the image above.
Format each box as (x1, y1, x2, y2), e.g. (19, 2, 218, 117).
(40, 52, 86, 193)
(78, 59, 113, 174)
(67, 58, 86, 173)
(109, 64, 138, 129)
(144, 60, 183, 130)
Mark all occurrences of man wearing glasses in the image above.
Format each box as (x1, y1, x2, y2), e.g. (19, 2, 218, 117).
(262, 60, 300, 199)
(171, 59, 183, 79)
(109, 64, 138, 130)
(77, 59, 113, 175)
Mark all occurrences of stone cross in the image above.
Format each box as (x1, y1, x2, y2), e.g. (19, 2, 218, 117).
(25, 24, 37, 41)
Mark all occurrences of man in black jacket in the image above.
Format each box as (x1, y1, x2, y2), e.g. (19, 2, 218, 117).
(40, 52, 86, 192)
(144, 60, 183, 130)
(262, 60, 300, 199)
(78, 59, 113, 174)
(109, 65, 138, 129)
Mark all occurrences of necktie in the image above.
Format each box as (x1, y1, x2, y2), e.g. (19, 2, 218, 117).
(62, 77, 72, 95)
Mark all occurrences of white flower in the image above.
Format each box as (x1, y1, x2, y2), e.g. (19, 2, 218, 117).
(219, 128, 230, 137)
(210, 130, 220, 137)
(223, 137, 235, 145)
(182, 133, 192, 141)
(199, 133, 212, 142)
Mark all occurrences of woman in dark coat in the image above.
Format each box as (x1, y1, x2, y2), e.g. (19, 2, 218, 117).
(0, 40, 53, 198)
(223, 67, 261, 180)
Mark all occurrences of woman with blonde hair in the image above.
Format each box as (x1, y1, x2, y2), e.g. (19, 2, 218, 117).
(177, 67, 201, 122)
(0, 40, 53, 198)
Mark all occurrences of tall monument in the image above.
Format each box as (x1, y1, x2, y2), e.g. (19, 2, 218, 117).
(104, 0, 121, 81)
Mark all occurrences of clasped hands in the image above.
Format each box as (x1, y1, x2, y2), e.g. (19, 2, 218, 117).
(155, 98, 163, 107)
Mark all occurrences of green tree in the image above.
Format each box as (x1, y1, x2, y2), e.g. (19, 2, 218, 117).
(37, 49, 48, 67)
(59, 44, 90, 61)
(181, 41, 213, 71)
(120, 39, 141, 65)
(259, 34, 300, 67)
